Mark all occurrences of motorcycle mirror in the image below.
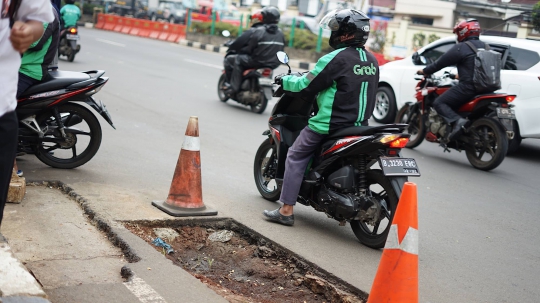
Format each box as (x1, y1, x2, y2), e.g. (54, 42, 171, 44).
(412, 52, 427, 65)
(222, 30, 231, 37)
(276, 51, 291, 74)
(276, 51, 289, 64)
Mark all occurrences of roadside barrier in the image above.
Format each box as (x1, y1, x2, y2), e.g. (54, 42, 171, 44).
(95, 14, 186, 42)
(152, 116, 217, 217)
(367, 182, 418, 303)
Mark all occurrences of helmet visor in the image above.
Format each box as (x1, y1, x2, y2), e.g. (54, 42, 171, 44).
(319, 9, 340, 31)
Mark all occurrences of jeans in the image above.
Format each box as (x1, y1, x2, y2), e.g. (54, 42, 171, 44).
(433, 83, 477, 124)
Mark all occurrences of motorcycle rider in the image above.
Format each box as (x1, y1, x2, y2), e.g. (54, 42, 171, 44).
(263, 9, 378, 226)
(224, 6, 285, 96)
(222, 9, 265, 88)
(60, 0, 80, 29)
(417, 19, 490, 140)
(17, 8, 60, 97)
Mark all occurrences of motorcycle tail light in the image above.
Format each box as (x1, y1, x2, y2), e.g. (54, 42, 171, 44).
(378, 134, 409, 148)
(258, 68, 272, 78)
(505, 95, 516, 102)
(69, 28, 77, 34)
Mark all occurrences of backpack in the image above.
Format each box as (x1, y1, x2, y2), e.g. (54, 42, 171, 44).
(465, 41, 502, 93)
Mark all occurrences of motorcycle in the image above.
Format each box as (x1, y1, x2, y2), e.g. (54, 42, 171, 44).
(395, 72, 516, 171)
(59, 26, 81, 62)
(217, 30, 274, 114)
(253, 52, 421, 249)
(16, 70, 115, 169)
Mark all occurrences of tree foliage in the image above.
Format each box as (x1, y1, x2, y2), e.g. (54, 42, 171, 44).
(533, 1, 540, 32)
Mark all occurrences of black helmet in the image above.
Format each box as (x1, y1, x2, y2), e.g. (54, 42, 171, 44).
(320, 9, 370, 49)
(65, 0, 75, 4)
(261, 6, 280, 24)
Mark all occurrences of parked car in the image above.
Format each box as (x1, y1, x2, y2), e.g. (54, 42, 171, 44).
(149, 1, 185, 24)
(189, 1, 241, 26)
(375, 35, 540, 153)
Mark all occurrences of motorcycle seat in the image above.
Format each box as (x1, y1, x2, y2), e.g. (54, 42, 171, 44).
(328, 124, 407, 139)
(20, 71, 91, 98)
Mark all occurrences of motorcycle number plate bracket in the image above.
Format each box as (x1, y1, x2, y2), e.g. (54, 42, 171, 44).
(379, 157, 421, 177)
(496, 108, 515, 119)
(66, 34, 79, 40)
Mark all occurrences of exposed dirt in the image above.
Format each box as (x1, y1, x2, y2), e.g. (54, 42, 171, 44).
(124, 221, 365, 303)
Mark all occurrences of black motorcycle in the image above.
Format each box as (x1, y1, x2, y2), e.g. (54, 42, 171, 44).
(217, 30, 274, 114)
(253, 52, 421, 249)
(17, 70, 114, 169)
(59, 26, 81, 62)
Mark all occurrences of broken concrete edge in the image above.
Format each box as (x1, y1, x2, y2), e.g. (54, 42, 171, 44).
(123, 217, 370, 301)
(178, 39, 317, 71)
(0, 234, 49, 301)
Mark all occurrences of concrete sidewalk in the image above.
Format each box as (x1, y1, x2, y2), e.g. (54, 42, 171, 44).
(1, 182, 227, 303)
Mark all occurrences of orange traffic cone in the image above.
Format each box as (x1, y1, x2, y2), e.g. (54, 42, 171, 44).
(152, 116, 217, 217)
(367, 182, 418, 303)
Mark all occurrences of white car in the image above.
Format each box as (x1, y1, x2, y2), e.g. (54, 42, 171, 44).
(375, 35, 540, 152)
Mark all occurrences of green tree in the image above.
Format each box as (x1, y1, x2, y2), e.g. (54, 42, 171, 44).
(428, 34, 440, 44)
(533, 1, 540, 32)
(412, 32, 426, 50)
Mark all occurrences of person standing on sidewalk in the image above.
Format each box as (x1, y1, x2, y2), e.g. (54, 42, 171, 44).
(263, 9, 378, 226)
(0, 0, 54, 227)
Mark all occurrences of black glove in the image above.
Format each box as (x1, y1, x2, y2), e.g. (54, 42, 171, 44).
(274, 73, 287, 85)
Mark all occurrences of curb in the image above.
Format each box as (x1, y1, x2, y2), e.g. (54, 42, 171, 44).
(178, 39, 317, 70)
(0, 234, 51, 303)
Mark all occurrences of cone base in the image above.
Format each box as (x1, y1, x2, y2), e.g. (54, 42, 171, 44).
(152, 200, 218, 217)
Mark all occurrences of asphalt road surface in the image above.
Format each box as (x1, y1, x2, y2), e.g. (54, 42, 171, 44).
(17, 27, 540, 303)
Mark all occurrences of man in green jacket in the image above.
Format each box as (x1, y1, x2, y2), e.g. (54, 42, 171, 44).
(60, 0, 80, 28)
(17, 8, 59, 97)
(263, 9, 379, 226)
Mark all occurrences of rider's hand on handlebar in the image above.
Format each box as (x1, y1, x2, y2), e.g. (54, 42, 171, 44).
(274, 73, 287, 85)
(416, 69, 425, 75)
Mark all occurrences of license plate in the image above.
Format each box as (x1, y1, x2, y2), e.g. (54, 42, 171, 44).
(66, 34, 79, 40)
(259, 78, 273, 85)
(497, 108, 515, 119)
(379, 157, 421, 177)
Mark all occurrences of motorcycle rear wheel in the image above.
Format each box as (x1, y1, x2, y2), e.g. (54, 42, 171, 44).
(395, 104, 425, 148)
(350, 170, 400, 249)
(250, 93, 268, 114)
(67, 51, 76, 62)
(465, 117, 508, 171)
(34, 103, 102, 169)
(253, 138, 280, 201)
(217, 74, 229, 102)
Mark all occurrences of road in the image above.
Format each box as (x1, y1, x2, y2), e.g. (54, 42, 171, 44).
(17, 27, 540, 303)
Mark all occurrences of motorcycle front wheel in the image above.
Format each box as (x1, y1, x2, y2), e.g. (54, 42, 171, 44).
(350, 170, 400, 249)
(395, 103, 425, 148)
(34, 103, 102, 169)
(217, 74, 229, 102)
(465, 117, 508, 171)
(253, 138, 280, 201)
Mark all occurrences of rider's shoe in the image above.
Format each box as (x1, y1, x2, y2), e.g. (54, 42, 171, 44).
(263, 208, 294, 226)
(448, 118, 468, 140)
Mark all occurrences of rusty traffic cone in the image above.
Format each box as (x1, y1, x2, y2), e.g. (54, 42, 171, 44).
(152, 116, 217, 217)
(367, 182, 418, 303)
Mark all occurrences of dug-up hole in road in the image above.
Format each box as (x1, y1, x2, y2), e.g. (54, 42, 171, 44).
(124, 218, 366, 303)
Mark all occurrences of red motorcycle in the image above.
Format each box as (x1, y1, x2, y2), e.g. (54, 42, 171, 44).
(395, 72, 516, 171)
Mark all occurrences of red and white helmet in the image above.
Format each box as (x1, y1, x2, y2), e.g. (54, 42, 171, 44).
(251, 10, 264, 25)
(453, 19, 481, 42)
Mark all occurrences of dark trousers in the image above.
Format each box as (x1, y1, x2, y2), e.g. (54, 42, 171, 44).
(17, 72, 40, 98)
(227, 54, 257, 92)
(433, 83, 477, 124)
(280, 126, 327, 205)
(0, 111, 18, 227)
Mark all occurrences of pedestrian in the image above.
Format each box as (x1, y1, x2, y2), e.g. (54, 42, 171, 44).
(263, 9, 378, 226)
(0, 0, 54, 227)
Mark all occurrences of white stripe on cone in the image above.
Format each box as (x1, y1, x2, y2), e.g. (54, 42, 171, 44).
(182, 135, 200, 151)
(384, 225, 419, 255)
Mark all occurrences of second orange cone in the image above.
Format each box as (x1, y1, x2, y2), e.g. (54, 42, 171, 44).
(367, 182, 418, 303)
(152, 116, 217, 217)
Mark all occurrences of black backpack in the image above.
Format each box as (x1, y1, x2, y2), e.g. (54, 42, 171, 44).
(465, 41, 502, 93)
